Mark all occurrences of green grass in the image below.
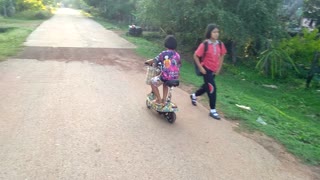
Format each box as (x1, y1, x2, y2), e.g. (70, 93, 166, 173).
(0, 17, 43, 60)
(217, 67, 320, 164)
(95, 18, 320, 165)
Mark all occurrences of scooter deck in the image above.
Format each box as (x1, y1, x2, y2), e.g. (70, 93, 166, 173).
(147, 95, 178, 112)
(150, 102, 178, 112)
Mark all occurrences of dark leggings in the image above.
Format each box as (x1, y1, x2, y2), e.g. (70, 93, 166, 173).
(195, 66, 217, 109)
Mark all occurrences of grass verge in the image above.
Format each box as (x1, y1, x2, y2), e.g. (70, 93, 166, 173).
(0, 17, 44, 61)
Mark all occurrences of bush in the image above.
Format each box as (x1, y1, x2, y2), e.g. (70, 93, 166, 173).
(256, 43, 299, 79)
(34, 10, 51, 19)
(143, 32, 164, 41)
(0, 27, 15, 33)
(13, 10, 52, 20)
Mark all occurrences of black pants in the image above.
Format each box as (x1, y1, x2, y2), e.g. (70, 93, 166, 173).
(195, 66, 217, 109)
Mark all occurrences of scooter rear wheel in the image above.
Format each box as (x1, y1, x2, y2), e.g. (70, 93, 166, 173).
(164, 112, 176, 124)
(146, 100, 151, 109)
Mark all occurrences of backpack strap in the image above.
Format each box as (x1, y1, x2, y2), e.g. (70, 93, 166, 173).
(201, 40, 223, 61)
(201, 41, 208, 62)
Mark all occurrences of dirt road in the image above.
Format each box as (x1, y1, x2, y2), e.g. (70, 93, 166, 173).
(0, 8, 317, 180)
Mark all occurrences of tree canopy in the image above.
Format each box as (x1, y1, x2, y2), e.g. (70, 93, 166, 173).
(2, 0, 318, 80)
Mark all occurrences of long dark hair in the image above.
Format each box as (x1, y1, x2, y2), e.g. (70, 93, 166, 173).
(205, 24, 219, 39)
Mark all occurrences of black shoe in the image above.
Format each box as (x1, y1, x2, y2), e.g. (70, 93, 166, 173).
(209, 112, 221, 120)
(190, 95, 197, 106)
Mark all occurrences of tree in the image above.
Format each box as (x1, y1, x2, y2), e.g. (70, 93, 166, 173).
(135, 0, 224, 45)
(0, 0, 15, 16)
(220, 0, 285, 64)
(304, 0, 320, 29)
(15, 0, 46, 11)
(135, 0, 285, 65)
(304, 0, 320, 18)
(83, 0, 136, 22)
(135, 0, 192, 32)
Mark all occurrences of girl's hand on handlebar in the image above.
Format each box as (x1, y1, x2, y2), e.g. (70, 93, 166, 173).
(144, 59, 154, 66)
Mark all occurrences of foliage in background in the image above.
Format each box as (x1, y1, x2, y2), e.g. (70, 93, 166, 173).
(15, 0, 46, 11)
(0, 0, 16, 16)
(219, 0, 286, 63)
(256, 40, 299, 79)
(281, 28, 320, 65)
(78, 0, 288, 65)
(279, 0, 304, 28)
(13, 9, 53, 19)
(82, 0, 136, 22)
(77, 0, 320, 82)
(279, 28, 320, 82)
(0, 0, 55, 17)
(304, 0, 320, 28)
(134, 0, 286, 65)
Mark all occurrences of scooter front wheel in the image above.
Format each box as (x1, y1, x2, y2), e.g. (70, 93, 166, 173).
(164, 112, 176, 124)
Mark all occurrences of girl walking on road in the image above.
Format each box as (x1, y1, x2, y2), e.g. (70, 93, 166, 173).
(190, 24, 227, 120)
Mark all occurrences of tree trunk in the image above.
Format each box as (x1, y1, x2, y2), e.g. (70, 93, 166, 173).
(306, 51, 319, 88)
(3, 6, 7, 17)
(231, 40, 237, 64)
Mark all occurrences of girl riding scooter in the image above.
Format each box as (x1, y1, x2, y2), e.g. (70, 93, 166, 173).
(145, 35, 181, 106)
(145, 35, 181, 123)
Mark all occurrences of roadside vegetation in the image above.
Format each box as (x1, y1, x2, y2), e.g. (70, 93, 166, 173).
(0, 17, 44, 60)
(0, 0, 53, 60)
